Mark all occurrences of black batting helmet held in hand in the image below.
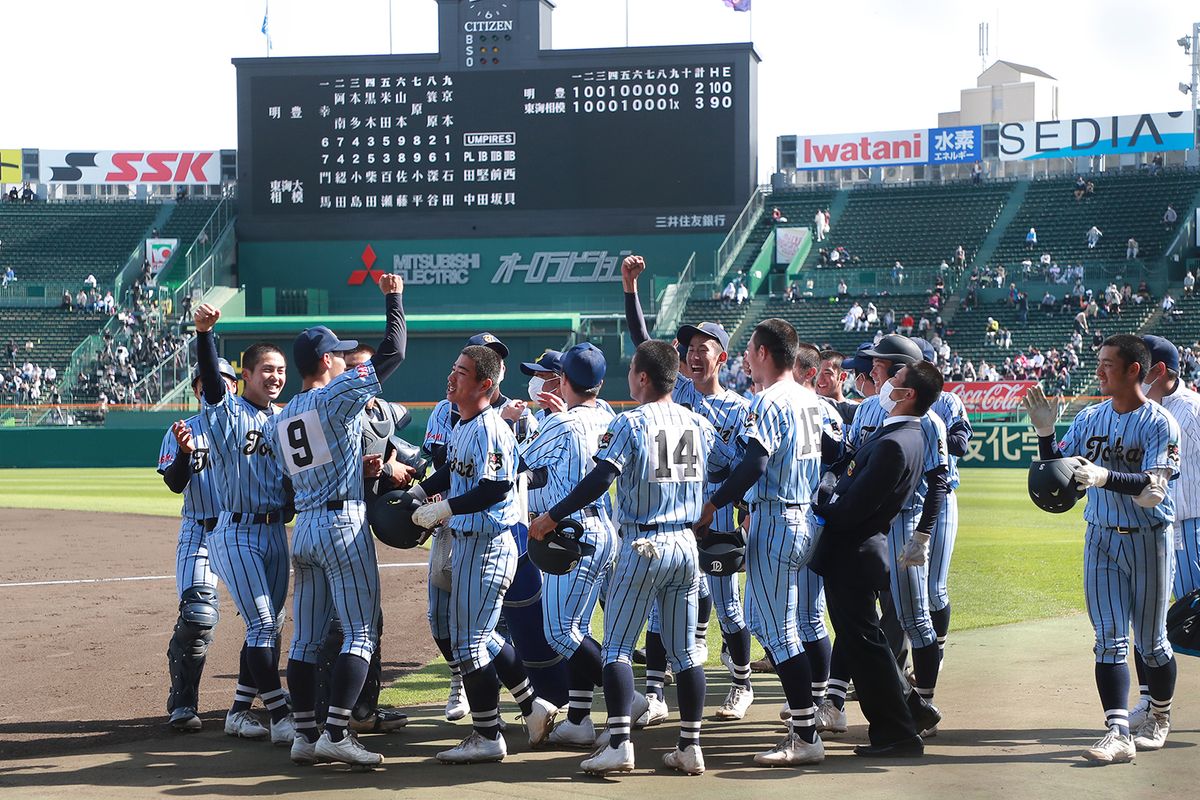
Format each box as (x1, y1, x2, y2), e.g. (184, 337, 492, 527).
(1028, 458, 1084, 514)
(1167, 588, 1200, 657)
(698, 531, 746, 576)
(367, 489, 424, 549)
(527, 519, 595, 575)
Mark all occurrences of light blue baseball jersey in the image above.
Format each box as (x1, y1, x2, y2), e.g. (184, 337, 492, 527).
(447, 405, 522, 534)
(596, 401, 718, 526)
(202, 392, 287, 514)
(847, 396, 949, 509)
(521, 403, 615, 522)
(673, 374, 749, 531)
(739, 380, 824, 505)
(930, 391, 968, 490)
(157, 414, 220, 519)
(1059, 399, 1181, 529)
(425, 395, 539, 454)
(817, 393, 845, 468)
(533, 396, 615, 424)
(266, 362, 381, 511)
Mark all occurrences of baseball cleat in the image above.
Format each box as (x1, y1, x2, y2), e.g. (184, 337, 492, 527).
(350, 709, 409, 733)
(715, 686, 753, 720)
(169, 707, 202, 733)
(437, 731, 507, 764)
(1132, 712, 1170, 751)
(749, 658, 775, 674)
(445, 676, 469, 721)
(224, 709, 269, 740)
(290, 734, 320, 765)
(627, 692, 651, 729)
(662, 743, 706, 775)
(632, 648, 647, 665)
(754, 732, 825, 767)
(1081, 730, 1136, 764)
(581, 741, 635, 775)
(524, 697, 559, 747)
(919, 724, 938, 739)
(815, 699, 848, 734)
(719, 649, 737, 678)
(663, 665, 675, 686)
(778, 701, 791, 721)
(549, 717, 596, 748)
(270, 714, 296, 746)
(314, 730, 384, 766)
(636, 693, 669, 727)
(1127, 698, 1151, 731)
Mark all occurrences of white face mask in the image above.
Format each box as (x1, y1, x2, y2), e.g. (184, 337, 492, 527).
(878, 379, 900, 412)
(1140, 374, 1158, 396)
(527, 375, 546, 401)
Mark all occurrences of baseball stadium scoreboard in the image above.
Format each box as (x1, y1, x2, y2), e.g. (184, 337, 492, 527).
(234, 0, 758, 242)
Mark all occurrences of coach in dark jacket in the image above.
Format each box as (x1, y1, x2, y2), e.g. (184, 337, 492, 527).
(811, 361, 945, 757)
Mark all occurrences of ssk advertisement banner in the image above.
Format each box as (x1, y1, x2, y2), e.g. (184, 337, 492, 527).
(998, 111, 1194, 161)
(794, 125, 981, 170)
(943, 380, 1037, 415)
(39, 150, 221, 184)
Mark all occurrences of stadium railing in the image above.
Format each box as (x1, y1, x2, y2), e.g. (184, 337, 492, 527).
(652, 251, 696, 339)
(0, 283, 77, 308)
(713, 185, 767, 286)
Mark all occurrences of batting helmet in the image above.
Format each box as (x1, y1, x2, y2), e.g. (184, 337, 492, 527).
(1028, 457, 1085, 513)
(367, 489, 424, 549)
(862, 335, 923, 368)
(1167, 588, 1200, 657)
(527, 519, 594, 575)
(190, 358, 237, 387)
(698, 531, 746, 576)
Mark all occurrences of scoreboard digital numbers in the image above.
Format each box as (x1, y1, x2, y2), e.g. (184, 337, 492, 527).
(235, 4, 756, 241)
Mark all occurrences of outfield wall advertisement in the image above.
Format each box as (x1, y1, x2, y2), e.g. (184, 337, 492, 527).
(944, 380, 1036, 415)
(998, 110, 1194, 161)
(792, 125, 981, 170)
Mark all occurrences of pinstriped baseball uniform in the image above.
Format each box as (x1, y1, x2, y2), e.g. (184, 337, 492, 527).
(267, 361, 383, 664)
(446, 405, 523, 671)
(1059, 399, 1181, 666)
(739, 380, 824, 664)
(1156, 385, 1200, 597)
(928, 391, 969, 613)
(528, 397, 614, 516)
(158, 415, 220, 598)
(597, 402, 716, 670)
(202, 391, 289, 650)
(521, 403, 616, 658)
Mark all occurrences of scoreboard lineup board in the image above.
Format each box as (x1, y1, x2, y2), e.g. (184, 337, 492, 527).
(235, 8, 757, 242)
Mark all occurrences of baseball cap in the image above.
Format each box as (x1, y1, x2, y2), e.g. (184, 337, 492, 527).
(520, 349, 563, 376)
(293, 326, 358, 375)
(841, 342, 875, 375)
(561, 342, 606, 389)
(1142, 334, 1180, 374)
(915, 338, 937, 364)
(190, 357, 237, 387)
(467, 332, 509, 359)
(677, 321, 730, 352)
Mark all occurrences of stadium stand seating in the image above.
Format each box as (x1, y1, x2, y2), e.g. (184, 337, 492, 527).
(159, 198, 221, 250)
(0, 308, 108, 386)
(720, 190, 836, 285)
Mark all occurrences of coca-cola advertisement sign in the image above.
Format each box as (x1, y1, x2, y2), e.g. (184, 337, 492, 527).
(944, 381, 1036, 414)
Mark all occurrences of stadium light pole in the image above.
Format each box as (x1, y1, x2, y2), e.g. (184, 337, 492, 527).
(1183, 23, 1200, 149)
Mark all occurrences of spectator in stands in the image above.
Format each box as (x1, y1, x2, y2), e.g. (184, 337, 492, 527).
(1091, 329, 1104, 351)
(999, 328, 1013, 350)
(20, 184, 34, 202)
(1021, 256, 1034, 276)
(814, 209, 825, 241)
(720, 280, 736, 306)
(984, 316, 999, 345)
(828, 247, 841, 267)
(61, 290, 73, 311)
(892, 260, 904, 286)
(771, 207, 787, 224)
(1074, 176, 1087, 201)
(1162, 292, 1177, 319)
(972, 162, 984, 185)
(1137, 280, 1152, 304)
(1017, 291, 1029, 324)
(864, 301, 878, 329)
(1085, 225, 1103, 249)
(783, 284, 794, 303)
(1, 266, 13, 287)
(1006, 283, 1019, 307)
(963, 360, 977, 381)
(1040, 290, 1056, 316)
(1047, 261, 1060, 284)
(735, 282, 749, 305)
(5, 187, 16, 202)
(84, 274, 97, 290)
(836, 278, 848, 299)
(883, 308, 896, 333)
(960, 286, 977, 312)
(817, 247, 830, 267)
(1150, 154, 1164, 176)
(1026, 227, 1038, 250)
(1084, 180, 1096, 199)
(994, 263, 1006, 289)
(1127, 237, 1139, 259)
(1074, 308, 1089, 335)
(928, 292, 941, 315)
(74, 288, 86, 313)
(954, 244, 966, 267)
(898, 312, 915, 335)
(103, 291, 116, 315)
(917, 315, 931, 337)
(1186, 271, 1196, 298)
(1163, 204, 1178, 230)
(843, 301, 863, 332)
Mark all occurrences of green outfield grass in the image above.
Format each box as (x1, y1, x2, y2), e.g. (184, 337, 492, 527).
(0, 467, 1086, 708)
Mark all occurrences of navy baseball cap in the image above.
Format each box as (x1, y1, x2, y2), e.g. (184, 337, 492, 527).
(561, 342, 606, 389)
(915, 338, 937, 364)
(520, 349, 563, 376)
(841, 342, 874, 375)
(467, 332, 509, 359)
(677, 321, 731, 352)
(293, 326, 358, 375)
(1142, 335, 1180, 374)
(190, 357, 237, 386)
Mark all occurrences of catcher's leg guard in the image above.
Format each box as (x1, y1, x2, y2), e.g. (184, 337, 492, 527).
(167, 586, 218, 713)
(502, 553, 569, 708)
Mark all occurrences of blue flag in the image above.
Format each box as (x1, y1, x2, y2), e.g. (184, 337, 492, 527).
(722, 0, 751, 10)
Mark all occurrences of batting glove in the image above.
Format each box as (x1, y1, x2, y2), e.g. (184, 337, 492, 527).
(1021, 385, 1059, 437)
(1071, 457, 1109, 489)
(897, 531, 930, 569)
(413, 499, 452, 529)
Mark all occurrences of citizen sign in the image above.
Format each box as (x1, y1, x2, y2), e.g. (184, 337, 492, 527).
(944, 381, 1036, 415)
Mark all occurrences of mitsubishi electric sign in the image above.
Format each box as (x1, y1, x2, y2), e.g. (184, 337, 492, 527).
(998, 111, 1194, 161)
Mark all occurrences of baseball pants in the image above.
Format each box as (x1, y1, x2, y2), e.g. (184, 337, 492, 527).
(927, 490, 959, 612)
(742, 566, 824, 641)
(207, 514, 288, 649)
(647, 566, 712, 634)
(1085, 523, 1175, 666)
(542, 516, 616, 659)
(1173, 516, 1200, 599)
(744, 502, 817, 663)
(451, 528, 518, 673)
(885, 506, 936, 649)
(176, 517, 219, 598)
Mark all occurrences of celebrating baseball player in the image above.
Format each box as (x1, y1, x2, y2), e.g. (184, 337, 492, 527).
(194, 304, 294, 746)
(1024, 334, 1180, 763)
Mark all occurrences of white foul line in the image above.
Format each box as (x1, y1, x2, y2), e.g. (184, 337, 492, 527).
(0, 561, 426, 589)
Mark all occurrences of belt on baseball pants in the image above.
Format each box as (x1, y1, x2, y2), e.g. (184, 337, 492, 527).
(528, 506, 602, 523)
(1110, 524, 1165, 535)
(750, 501, 809, 511)
(229, 511, 282, 525)
(202, 517, 218, 532)
(298, 500, 355, 512)
(628, 522, 692, 534)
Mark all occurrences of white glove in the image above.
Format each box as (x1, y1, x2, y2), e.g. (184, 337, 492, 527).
(631, 538, 660, 559)
(413, 499, 452, 529)
(1071, 457, 1109, 489)
(1021, 385, 1058, 437)
(897, 531, 930, 569)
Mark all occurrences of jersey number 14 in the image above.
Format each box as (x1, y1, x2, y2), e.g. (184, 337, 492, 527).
(648, 425, 701, 483)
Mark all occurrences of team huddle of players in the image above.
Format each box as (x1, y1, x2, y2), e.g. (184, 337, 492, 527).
(155, 254, 1194, 772)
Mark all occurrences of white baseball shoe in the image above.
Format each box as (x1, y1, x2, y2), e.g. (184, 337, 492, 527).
(1132, 712, 1171, 751)
(445, 676, 469, 721)
(581, 741, 635, 775)
(1081, 729, 1136, 764)
(437, 731, 507, 764)
(1127, 697, 1151, 731)
(549, 717, 596, 748)
(290, 735, 319, 765)
(636, 694, 669, 727)
(314, 730, 384, 766)
(815, 699, 848, 734)
(524, 697, 558, 747)
(754, 732, 825, 766)
(715, 686, 754, 720)
(663, 743, 706, 775)
(224, 709, 269, 740)
(920, 724, 939, 738)
(169, 707, 202, 733)
(270, 714, 296, 746)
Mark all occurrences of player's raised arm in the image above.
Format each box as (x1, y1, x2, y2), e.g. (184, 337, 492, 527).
(622, 255, 650, 347)
(368, 273, 407, 382)
(193, 304, 225, 405)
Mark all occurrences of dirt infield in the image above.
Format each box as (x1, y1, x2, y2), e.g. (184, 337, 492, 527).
(2, 508, 1199, 798)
